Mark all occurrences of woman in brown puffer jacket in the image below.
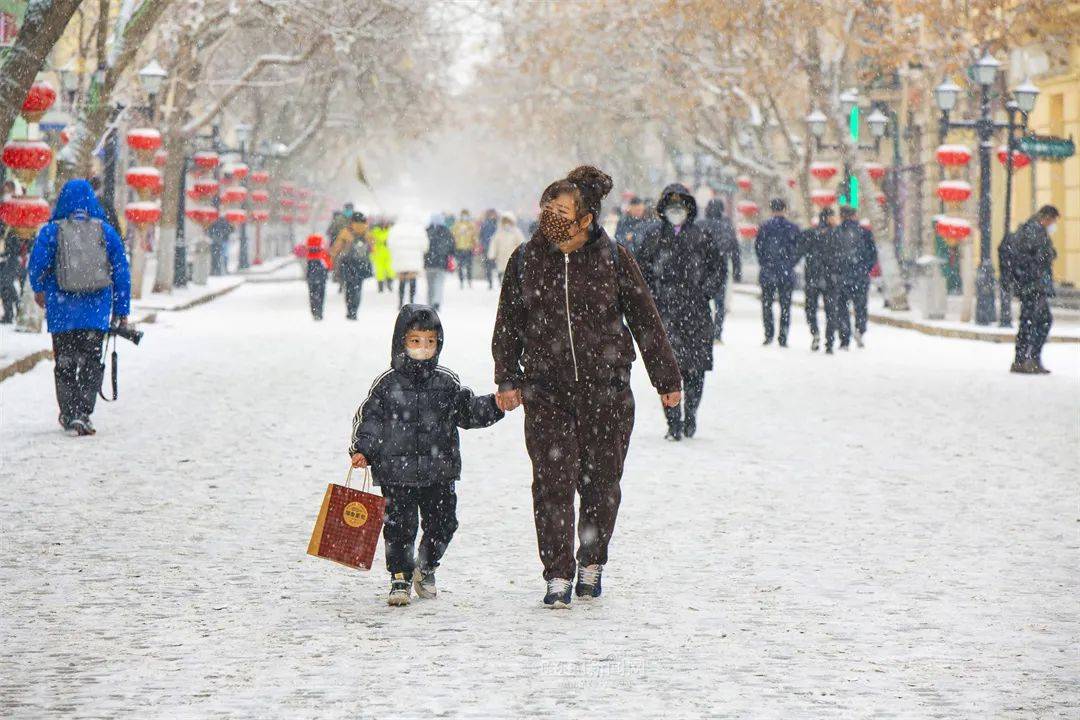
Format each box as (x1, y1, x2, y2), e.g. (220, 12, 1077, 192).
(491, 165, 682, 608)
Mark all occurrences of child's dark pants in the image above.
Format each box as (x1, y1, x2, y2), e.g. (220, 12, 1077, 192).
(380, 481, 458, 575)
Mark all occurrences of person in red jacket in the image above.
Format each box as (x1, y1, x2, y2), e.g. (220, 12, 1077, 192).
(305, 234, 333, 320)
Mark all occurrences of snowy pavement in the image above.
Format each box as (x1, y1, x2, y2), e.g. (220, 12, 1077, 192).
(1, 276, 1078, 719)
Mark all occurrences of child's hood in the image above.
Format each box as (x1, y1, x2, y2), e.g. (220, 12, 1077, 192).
(391, 303, 445, 372)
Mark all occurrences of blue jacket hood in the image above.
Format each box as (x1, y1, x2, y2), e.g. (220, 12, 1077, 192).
(51, 179, 107, 222)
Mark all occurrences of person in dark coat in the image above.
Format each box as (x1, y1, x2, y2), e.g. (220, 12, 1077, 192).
(492, 166, 681, 607)
(798, 207, 836, 351)
(997, 229, 1017, 328)
(27, 179, 131, 436)
(636, 184, 722, 440)
(833, 206, 877, 348)
(349, 304, 504, 605)
(479, 209, 498, 289)
(0, 220, 21, 323)
(698, 198, 742, 342)
(1009, 205, 1059, 374)
(207, 217, 233, 275)
(614, 196, 647, 253)
(754, 198, 801, 346)
(424, 214, 455, 311)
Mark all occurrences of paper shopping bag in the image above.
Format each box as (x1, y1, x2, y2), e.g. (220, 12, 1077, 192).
(307, 467, 385, 570)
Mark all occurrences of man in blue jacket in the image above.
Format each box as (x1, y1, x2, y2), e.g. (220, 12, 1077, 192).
(29, 179, 131, 436)
(754, 198, 801, 346)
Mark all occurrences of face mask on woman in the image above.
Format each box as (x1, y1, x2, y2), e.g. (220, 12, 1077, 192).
(1046, 222, 1057, 235)
(665, 206, 688, 226)
(540, 208, 576, 246)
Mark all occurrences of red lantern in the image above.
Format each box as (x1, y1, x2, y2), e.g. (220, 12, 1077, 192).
(280, 197, 296, 209)
(153, 150, 168, 168)
(936, 180, 972, 204)
(996, 146, 1031, 169)
(192, 151, 220, 173)
(220, 185, 247, 205)
(864, 162, 886, 182)
(125, 167, 163, 200)
(297, 201, 311, 212)
(735, 200, 758, 217)
(281, 212, 295, 223)
(252, 209, 270, 223)
(280, 182, 296, 196)
(189, 179, 219, 199)
(225, 209, 247, 224)
(250, 189, 269, 204)
(21, 81, 57, 123)
(224, 163, 249, 181)
(935, 144, 972, 167)
(126, 128, 162, 162)
(297, 187, 313, 200)
(810, 189, 837, 207)
(250, 170, 270, 185)
(809, 161, 839, 182)
(297, 213, 310, 224)
(737, 223, 758, 239)
(125, 201, 162, 228)
(935, 216, 972, 243)
(0, 196, 50, 238)
(185, 205, 219, 228)
(60, 128, 71, 145)
(735, 175, 751, 191)
(875, 192, 886, 206)
(2, 140, 54, 185)
(786, 177, 796, 189)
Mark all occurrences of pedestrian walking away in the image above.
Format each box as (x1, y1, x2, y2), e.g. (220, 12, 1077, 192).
(491, 165, 681, 608)
(330, 213, 373, 320)
(479, 209, 498, 289)
(755, 198, 801, 347)
(697, 198, 741, 343)
(487, 211, 526, 285)
(1009, 205, 1059, 374)
(636, 184, 723, 441)
(798, 207, 837, 352)
(304, 234, 333, 320)
(27, 179, 131, 436)
(834, 205, 877, 349)
(0, 220, 22, 323)
(614, 196, 648, 254)
(424, 213, 455, 311)
(388, 210, 428, 308)
(451, 210, 478, 288)
(349, 304, 504, 605)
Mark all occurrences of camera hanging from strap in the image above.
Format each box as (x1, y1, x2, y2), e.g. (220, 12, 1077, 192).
(98, 332, 119, 402)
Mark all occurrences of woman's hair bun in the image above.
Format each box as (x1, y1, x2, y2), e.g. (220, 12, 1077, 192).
(566, 165, 613, 199)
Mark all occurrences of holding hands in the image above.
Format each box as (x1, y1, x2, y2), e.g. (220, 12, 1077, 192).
(495, 388, 522, 412)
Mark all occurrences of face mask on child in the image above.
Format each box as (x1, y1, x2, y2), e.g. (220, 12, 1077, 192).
(406, 346, 436, 361)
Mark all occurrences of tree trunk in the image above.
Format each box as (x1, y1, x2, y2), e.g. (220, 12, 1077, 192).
(0, 0, 86, 145)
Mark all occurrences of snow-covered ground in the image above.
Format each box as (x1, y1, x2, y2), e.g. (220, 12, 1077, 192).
(1, 276, 1077, 718)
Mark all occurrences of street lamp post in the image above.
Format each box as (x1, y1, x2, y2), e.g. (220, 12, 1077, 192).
(234, 123, 251, 270)
(806, 91, 883, 206)
(934, 54, 1039, 325)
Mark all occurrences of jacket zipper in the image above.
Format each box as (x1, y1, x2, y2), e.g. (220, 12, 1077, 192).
(564, 253, 579, 381)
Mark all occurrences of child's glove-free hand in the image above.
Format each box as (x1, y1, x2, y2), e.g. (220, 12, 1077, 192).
(660, 391, 682, 408)
(351, 453, 368, 468)
(496, 389, 522, 412)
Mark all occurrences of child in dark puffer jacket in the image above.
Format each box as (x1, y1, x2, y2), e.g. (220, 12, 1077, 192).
(349, 304, 503, 606)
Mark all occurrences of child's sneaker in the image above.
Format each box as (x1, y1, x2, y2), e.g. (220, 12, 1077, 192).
(413, 567, 437, 599)
(575, 564, 602, 598)
(387, 572, 411, 606)
(543, 578, 572, 608)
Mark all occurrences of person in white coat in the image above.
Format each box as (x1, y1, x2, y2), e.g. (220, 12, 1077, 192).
(389, 211, 429, 308)
(487, 211, 526, 285)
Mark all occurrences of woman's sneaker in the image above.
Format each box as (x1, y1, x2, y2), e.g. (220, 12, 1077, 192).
(575, 565, 602, 598)
(412, 567, 437, 599)
(387, 572, 411, 606)
(543, 578, 572, 608)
